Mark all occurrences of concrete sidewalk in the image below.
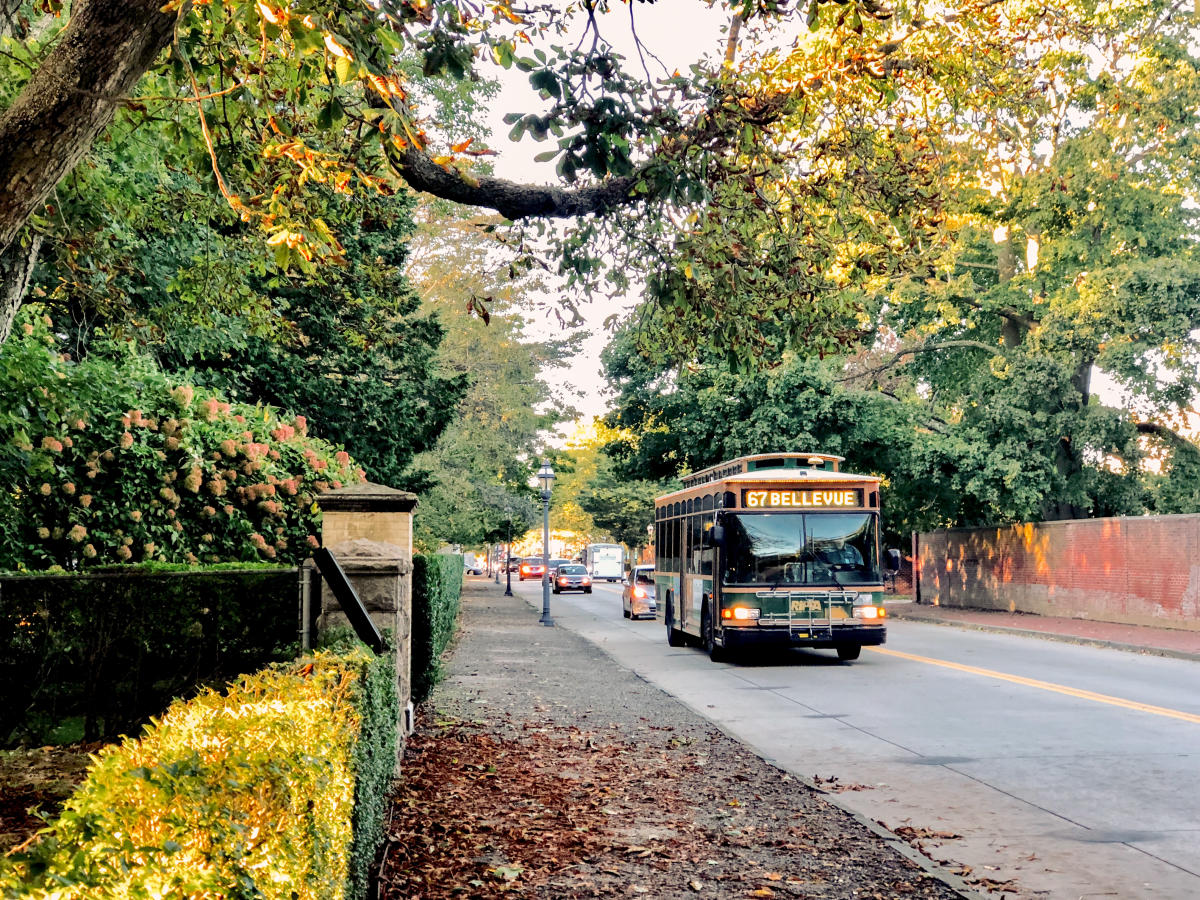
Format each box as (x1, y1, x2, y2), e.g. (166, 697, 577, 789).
(885, 598, 1200, 661)
(420, 577, 978, 899)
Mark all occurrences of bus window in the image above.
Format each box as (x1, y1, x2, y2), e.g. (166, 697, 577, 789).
(700, 514, 714, 576)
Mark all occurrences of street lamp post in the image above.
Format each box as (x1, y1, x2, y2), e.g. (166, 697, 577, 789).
(504, 513, 513, 597)
(537, 460, 555, 626)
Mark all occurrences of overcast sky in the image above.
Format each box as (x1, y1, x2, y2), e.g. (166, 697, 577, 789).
(480, 4, 732, 424)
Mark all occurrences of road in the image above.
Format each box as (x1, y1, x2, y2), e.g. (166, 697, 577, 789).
(503, 576, 1200, 899)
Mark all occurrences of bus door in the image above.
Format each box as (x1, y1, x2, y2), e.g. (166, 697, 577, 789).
(684, 513, 709, 634)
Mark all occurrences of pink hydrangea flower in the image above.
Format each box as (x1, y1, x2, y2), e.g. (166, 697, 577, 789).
(172, 385, 195, 409)
(40, 437, 63, 453)
(62, 482, 76, 495)
(119, 432, 133, 450)
(83, 544, 97, 559)
(117, 546, 132, 561)
(79, 494, 93, 508)
(68, 525, 87, 543)
(39, 483, 52, 496)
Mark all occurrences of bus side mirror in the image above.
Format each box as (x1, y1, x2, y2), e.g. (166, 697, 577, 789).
(886, 548, 902, 572)
(706, 525, 725, 547)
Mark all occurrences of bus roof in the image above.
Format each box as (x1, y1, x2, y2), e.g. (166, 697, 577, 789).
(658, 460, 879, 506)
(680, 453, 846, 489)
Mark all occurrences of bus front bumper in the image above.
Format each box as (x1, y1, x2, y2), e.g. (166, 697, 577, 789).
(720, 623, 886, 650)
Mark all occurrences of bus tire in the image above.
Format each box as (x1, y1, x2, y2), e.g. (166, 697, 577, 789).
(836, 644, 862, 662)
(666, 600, 686, 647)
(702, 603, 726, 662)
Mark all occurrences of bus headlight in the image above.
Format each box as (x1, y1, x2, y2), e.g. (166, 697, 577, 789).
(853, 606, 885, 620)
(722, 607, 760, 621)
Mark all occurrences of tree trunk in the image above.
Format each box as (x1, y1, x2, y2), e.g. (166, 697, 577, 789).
(993, 226, 1025, 349)
(0, 0, 179, 259)
(0, 232, 41, 344)
(1041, 356, 1093, 521)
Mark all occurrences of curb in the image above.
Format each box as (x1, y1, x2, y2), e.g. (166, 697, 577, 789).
(887, 610, 1200, 663)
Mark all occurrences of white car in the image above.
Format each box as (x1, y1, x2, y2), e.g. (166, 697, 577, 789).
(621, 565, 657, 619)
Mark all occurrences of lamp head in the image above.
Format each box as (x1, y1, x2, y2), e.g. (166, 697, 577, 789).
(537, 460, 556, 492)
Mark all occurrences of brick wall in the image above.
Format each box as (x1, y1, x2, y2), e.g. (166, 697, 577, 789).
(915, 515, 1200, 631)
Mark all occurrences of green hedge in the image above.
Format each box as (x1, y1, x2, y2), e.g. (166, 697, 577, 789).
(0, 564, 302, 747)
(410, 553, 463, 704)
(0, 644, 397, 900)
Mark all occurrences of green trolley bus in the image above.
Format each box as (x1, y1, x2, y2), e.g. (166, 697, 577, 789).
(654, 453, 900, 662)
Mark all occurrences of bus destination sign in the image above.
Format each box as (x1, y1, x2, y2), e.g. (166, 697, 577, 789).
(742, 489, 862, 509)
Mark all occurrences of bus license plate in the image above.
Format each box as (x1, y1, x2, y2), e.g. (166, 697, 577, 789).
(790, 598, 822, 615)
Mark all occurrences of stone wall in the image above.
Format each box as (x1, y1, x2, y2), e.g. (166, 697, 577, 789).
(914, 515, 1200, 630)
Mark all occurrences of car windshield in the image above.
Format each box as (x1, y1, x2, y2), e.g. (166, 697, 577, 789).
(522, 558, 543, 566)
(559, 565, 587, 575)
(633, 569, 655, 585)
(721, 512, 880, 586)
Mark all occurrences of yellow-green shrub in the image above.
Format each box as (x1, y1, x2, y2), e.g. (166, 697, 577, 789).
(1, 646, 396, 900)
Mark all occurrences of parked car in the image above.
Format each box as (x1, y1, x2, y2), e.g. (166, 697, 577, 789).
(552, 563, 592, 594)
(464, 564, 484, 576)
(518, 557, 546, 581)
(622, 565, 657, 619)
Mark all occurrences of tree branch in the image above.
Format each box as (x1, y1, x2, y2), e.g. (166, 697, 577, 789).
(386, 144, 644, 220)
(837, 340, 1005, 384)
(1136, 422, 1200, 455)
(0, 0, 182, 256)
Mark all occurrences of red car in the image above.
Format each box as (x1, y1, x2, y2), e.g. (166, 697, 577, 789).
(519, 557, 546, 581)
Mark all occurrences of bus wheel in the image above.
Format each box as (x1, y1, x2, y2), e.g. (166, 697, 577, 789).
(702, 603, 726, 662)
(836, 644, 862, 662)
(666, 601, 686, 647)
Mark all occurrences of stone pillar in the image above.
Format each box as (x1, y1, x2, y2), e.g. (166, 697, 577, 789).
(318, 481, 417, 557)
(314, 483, 418, 764)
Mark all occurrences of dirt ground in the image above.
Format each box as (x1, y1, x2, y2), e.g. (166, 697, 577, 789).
(0, 745, 95, 854)
(374, 582, 984, 899)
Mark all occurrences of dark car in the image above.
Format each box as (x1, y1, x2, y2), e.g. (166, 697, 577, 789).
(548, 558, 571, 576)
(552, 564, 592, 594)
(519, 557, 546, 581)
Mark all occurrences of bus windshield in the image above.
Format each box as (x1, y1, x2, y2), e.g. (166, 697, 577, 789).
(721, 512, 880, 587)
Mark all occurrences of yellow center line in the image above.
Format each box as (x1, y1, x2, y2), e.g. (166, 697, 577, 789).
(869, 646, 1200, 724)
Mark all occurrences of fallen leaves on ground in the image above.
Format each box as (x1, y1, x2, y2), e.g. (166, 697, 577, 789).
(375, 713, 968, 899)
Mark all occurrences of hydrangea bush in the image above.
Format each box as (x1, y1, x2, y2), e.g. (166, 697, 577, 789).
(0, 311, 363, 571)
